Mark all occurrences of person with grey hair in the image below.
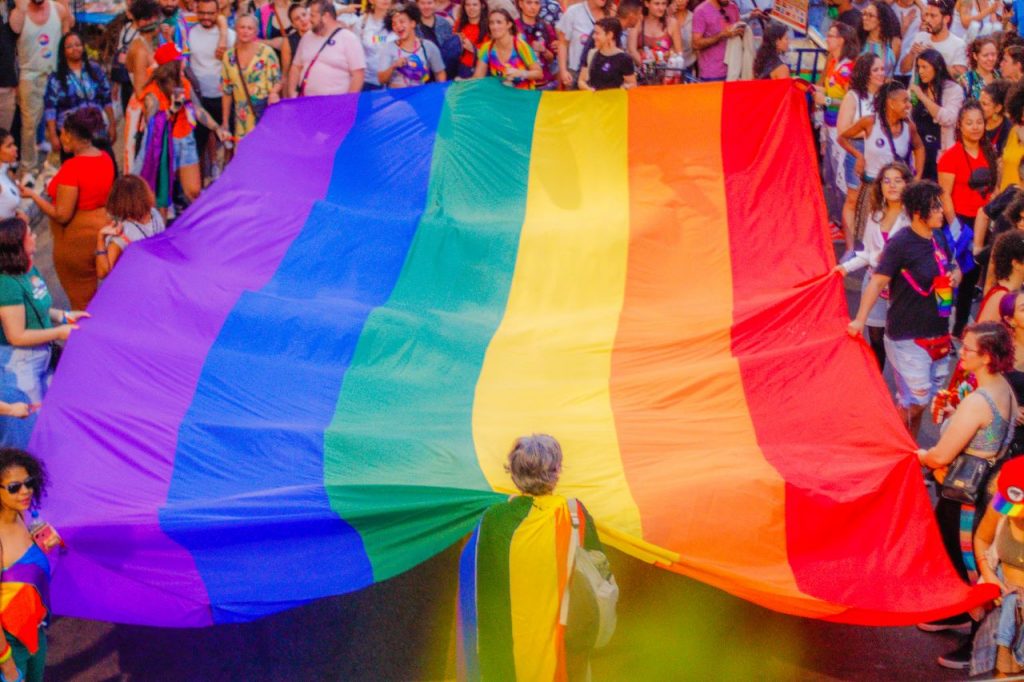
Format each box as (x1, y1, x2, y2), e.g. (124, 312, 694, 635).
(456, 434, 610, 681)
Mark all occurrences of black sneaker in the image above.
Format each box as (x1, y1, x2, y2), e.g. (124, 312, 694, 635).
(917, 614, 972, 634)
(937, 640, 972, 670)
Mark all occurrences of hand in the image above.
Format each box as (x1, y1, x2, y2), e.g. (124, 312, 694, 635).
(54, 323, 78, 341)
(1015, 405, 1024, 425)
(813, 90, 826, 106)
(65, 310, 89, 323)
(951, 267, 963, 287)
(504, 68, 524, 80)
(908, 83, 923, 100)
(99, 222, 120, 238)
(215, 44, 227, 59)
(916, 447, 929, 464)
(832, 263, 847, 276)
(460, 35, 473, 52)
(215, 127, 230, 143)
(854, 156, 865, 177)
(4, 402, 30, 418)
(268, 92, 280, 105)
(560, 69, 573, 87)
(910, 41, 926, 57)
(847, 318, 865, 337)
(17, 183, 35, 200)
(729, 24, 745, 37)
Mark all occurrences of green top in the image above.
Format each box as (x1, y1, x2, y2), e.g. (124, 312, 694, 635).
(0, 267, 52, 345)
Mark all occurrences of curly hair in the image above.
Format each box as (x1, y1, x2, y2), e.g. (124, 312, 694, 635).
(849, 52, 881, 99)
(983, 78, 1012, 112)
(993, 228, 1024, 280)
(858, 0, 900, 49)
(0, 448, 47, 508)
(1006, 80, 1024, 125)
(903, 179, 944, 221)
(968, 35, 998, 70)
(966, 320, 1016, 373)
(504, 434, 562, 496)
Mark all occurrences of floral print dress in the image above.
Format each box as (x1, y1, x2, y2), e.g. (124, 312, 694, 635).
(221, 42, 282, 139)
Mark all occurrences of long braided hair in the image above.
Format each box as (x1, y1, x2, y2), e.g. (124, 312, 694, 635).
(875, 79, 912, 165)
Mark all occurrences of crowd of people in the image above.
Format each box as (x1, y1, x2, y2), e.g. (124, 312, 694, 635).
(0, 0, 1021, 675)
(821, 0, 1024, 671)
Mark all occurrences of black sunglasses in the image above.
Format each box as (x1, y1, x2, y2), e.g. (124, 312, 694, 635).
(4, 478, 37, 495)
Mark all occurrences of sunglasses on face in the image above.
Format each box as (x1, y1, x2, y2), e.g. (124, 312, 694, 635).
(4, 478, 36, 495)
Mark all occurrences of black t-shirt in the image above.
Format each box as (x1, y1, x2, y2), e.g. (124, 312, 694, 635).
(838, 7, 862, 28)
(986, 117, 1012, 156)
(983, 186, 1022, 239)
(587, 50, 634, 90)
(0, 2, 17, 88)
(419, 21, 438, 49)
(875, 227, 952, 340)
(757, 54, 784, 80)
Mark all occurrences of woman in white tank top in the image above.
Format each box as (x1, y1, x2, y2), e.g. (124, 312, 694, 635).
(840, 80, 925, 182)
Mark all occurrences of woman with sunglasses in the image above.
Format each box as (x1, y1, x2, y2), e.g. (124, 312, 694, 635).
(0, 448, 52, 682)
(937, 99, 999, 337)
(835, 162, 913, 370)
(0, 218, 85, 450)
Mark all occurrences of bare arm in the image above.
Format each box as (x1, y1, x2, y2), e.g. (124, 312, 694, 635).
(23, 184, 77, 224)
(938, 170, 956, 224)
(974, 208, 991, 255)
(974, 504, 1006, 589)
(8, 0, 26, 35)
(348, 68, 364, 93)
(58, 2, 71, 34)
(910, 122, 925, 179)
(627, 20, 642, 64)
(0, 305, 73, 346)
(847, 272, 892, 336)
(286, 59, 303, 98)
(919, 393, 992, 467)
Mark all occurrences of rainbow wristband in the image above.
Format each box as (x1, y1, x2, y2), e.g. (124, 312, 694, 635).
(0, 644, 12, 664)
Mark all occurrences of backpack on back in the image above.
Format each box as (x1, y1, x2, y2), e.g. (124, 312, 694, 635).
(561, 498, 619, 650)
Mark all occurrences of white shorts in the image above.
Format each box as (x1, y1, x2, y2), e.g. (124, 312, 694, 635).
(884, 335, 951, 408)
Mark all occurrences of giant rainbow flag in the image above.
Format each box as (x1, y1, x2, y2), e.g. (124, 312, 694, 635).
(31, 79, 996, 627)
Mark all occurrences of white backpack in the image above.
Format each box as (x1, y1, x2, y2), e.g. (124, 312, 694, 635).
(560, 499, 619, 650)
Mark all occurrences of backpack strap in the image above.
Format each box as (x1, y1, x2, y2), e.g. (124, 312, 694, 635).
(559, 498, 581, 626)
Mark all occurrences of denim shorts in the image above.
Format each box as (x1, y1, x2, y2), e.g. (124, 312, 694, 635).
(843, 138, 864, 190)
(174, 133, 199, 169)
(884, 335, 951, 408)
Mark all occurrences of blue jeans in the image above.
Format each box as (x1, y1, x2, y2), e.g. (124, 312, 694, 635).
(0, 343, 50, 449)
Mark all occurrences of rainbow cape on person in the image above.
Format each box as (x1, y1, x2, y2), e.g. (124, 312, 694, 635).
(30, 79, 997, 627)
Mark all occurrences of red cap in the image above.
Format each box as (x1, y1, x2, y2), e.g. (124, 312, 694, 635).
(154, 43, 183, 66)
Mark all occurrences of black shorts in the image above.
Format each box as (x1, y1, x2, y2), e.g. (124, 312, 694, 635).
(195, 95, 225, 151)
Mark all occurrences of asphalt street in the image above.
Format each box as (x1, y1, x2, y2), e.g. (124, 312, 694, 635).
(29, 225, 967, 681)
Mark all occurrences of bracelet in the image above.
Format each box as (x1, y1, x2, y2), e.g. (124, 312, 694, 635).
(60, 310, 68, 324)
(0, 644, 12, 664)
(94, 250, 107, 256)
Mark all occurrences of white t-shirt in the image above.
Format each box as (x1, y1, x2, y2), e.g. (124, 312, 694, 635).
(907, 30, 967, 71)
(891, 2, 920, 75)
(358, 14, 394, 86)
(188, 25, 237, 98)
(0, 166, 19, 220)
(557, 2, 598, 73)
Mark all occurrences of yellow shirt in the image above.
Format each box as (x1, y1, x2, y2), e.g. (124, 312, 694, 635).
(1001, 125, 1024, 192)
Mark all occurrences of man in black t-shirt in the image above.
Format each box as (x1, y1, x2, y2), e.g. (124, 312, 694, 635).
(849, 180, 959, 439)
(0, 0, 16, 132)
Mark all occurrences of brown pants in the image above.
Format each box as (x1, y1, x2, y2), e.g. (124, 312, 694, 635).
(51, 207, 107, 310)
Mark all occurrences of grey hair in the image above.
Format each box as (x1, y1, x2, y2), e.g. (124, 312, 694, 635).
(504, 434, 563, 496)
